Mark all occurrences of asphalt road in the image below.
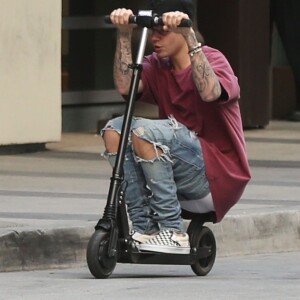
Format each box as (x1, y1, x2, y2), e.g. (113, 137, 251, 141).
(0, 252, 299, 300)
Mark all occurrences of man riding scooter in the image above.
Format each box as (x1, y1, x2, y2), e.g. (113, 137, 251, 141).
(101, 0, 251, 254)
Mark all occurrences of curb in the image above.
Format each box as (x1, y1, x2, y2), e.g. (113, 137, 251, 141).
(1, 211, 299, 272)
(0, 227, 94, 272)
(209, 210, 300, 256)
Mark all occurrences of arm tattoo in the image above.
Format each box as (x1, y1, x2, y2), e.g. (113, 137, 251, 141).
(191, 51, 221, 101)
(113, 31, 133, 94)
(183, 30, 221, 101)
(120, 61, 130, 75)
(185, 32, 198, 49)
(195, 60, 212, 91)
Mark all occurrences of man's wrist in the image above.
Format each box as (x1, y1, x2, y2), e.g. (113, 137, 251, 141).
(188, 43, 202, 57)
(183, 28, 200, 50)
(118, 28, 133, 35)
(117, 30, 132, 41)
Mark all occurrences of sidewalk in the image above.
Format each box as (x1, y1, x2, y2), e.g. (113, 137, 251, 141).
(0, 121, 300, 272)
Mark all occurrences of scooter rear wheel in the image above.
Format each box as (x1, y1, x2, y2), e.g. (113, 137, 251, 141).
(189, 225, 216, 276)
(86, 229, 117, 279)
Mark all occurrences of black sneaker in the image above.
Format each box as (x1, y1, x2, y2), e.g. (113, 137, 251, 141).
(139, 229, 190, 254)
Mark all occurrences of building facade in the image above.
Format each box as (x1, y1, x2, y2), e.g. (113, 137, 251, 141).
(0, 0, 295, 147)
(0, 0, 61, 146)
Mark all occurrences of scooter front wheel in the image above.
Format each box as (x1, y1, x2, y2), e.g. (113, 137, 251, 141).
(189, 225, 216, 276)
(86, 229, 117, 279)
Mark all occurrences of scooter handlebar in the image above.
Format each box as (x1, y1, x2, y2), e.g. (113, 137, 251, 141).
(104, 15, 192, 28)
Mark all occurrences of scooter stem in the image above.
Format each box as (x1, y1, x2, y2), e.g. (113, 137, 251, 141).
(113, 27, 149, 177)
(98, 27, 149, 226)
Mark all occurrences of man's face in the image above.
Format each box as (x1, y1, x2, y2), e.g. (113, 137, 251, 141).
(150, 26, 186, 58)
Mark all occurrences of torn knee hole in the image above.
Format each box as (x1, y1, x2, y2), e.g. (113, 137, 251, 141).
(103, 130, 120, 153)
(132, 130, 172, 162)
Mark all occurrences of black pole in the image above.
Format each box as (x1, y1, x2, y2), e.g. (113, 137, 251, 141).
(100, 27, 149, 224)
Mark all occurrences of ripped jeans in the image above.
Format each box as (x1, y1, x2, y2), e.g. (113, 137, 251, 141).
(101, 116, 210, 234)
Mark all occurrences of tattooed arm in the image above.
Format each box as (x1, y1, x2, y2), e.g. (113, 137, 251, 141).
(184, 29, 222, 102)
(113, 30, 133, 95)
(110, 8, 143, 95)
(183, 28, 222, 102)
(161, 11, 222, 102)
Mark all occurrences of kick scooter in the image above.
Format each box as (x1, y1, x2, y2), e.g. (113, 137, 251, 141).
(86, 11, 217, 279)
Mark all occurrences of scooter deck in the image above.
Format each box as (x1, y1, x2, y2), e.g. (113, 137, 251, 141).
(118, 245, 212, 265)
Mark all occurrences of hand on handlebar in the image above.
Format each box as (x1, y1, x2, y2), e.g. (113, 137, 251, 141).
(160, 11, 192, 35)
(109, 8, 136, 32)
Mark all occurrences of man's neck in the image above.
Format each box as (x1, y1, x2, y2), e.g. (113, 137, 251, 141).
(170, 46, 191, 71)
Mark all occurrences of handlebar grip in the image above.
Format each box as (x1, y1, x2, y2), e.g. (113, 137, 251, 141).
(129, 15, 137, 24)
(104, 15, 137, 24)
(104, 15, 112, 24)
(178, 19, 193, 27)
(153, 17, 192, 27)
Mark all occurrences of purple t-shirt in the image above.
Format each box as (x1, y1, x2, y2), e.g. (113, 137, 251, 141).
(139, 46, 251, 222)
